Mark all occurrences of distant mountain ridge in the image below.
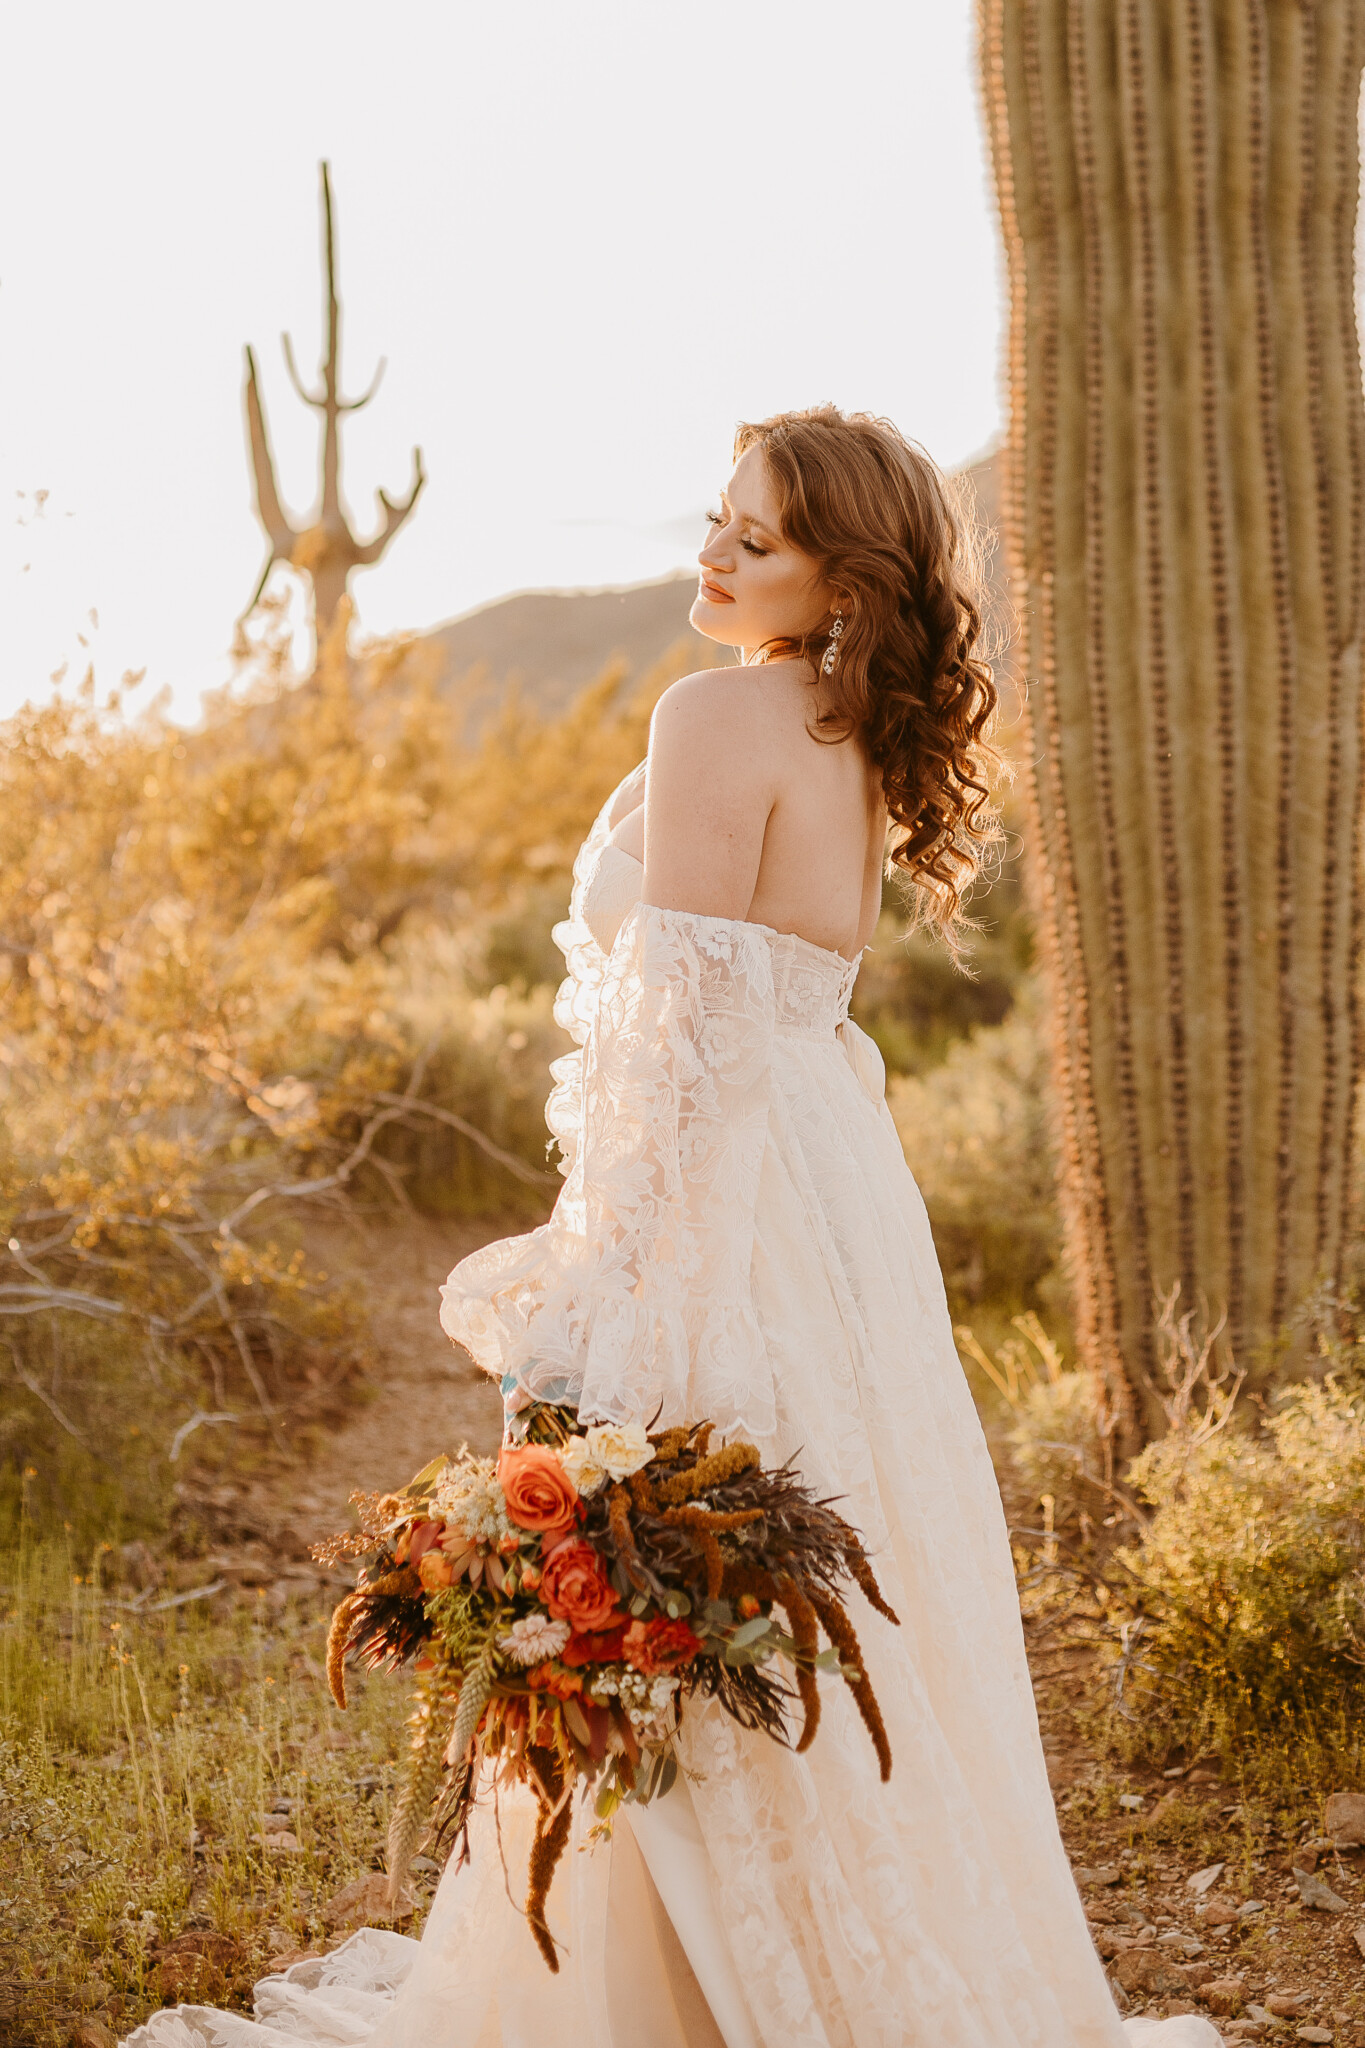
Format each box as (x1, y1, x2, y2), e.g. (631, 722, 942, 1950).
(373, 452, 1002, 730)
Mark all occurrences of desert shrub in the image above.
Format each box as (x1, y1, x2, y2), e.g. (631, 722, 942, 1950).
(0, 627, 687, 1542)
(889, 986, 1060, 1315)
(958, 1314, 1105, 1530)
(1109, 1371, 1365, 1760)
(850, 836, 1032, 1079)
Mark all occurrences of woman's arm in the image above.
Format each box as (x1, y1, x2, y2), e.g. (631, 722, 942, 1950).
(643, 671, 773, 918)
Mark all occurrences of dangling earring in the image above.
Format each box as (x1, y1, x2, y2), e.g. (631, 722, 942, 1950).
(821, 612, 845, 677)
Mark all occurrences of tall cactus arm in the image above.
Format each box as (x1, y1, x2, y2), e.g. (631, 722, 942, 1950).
(242, 343, 298, 616)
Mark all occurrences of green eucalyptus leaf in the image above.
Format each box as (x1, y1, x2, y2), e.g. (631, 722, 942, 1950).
(595, 1778, 622, 1820)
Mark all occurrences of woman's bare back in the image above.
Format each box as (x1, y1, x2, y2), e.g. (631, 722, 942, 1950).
(609, 661, 885, 961)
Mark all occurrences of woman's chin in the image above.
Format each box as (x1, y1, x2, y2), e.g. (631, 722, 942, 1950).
(688, 592, 740, 642)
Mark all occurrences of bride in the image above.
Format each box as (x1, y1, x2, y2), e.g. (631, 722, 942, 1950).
(130, 408, 1218, 2047)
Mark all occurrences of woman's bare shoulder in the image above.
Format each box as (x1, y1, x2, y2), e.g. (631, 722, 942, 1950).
(650, 671, 791, 807)
(651, 663, 807, 749)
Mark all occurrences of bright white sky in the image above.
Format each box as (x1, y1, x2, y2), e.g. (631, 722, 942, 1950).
(0, 1, 1003, 724)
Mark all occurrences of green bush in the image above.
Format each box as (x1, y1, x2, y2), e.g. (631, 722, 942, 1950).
(1111, 1372, 1365, 1758)
(888, 987, 1060, 1316)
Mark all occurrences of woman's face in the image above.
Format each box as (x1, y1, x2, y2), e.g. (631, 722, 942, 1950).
(690, 445, 834, 659)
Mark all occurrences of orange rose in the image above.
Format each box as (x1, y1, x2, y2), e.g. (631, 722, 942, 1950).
(525, 1662, 584, 1698)
(497, 1446, 578, 1540)
(623, 1617, 701, 1676)
(539, 1537, 620, 1635)
(418, 1550, 454, 1591)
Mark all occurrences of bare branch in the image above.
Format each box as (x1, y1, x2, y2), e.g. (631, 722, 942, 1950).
(169, 1409, 239, 1462)
(370, 1092, 556, 1187)
(0, 1282, 126, 1319)
(354, 449, 427, 566)
(14, 1368, 89, 1444)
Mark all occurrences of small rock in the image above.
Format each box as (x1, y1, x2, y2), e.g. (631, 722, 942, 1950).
(322, 1872, 416, 1931)
(1290, 1845, 1322, 1874)
(1188, 1862, 1226, 1896)
(261, 1812, 296, 1836)
(1245, 2008, 1286, 2029)
(1185, 1963, 1215, 1988)
(68, 2024, 116, 2048)
(1112, 1950, 1191, 1996)
(1266, 1997, 1312, 2020)
(1199, 1899, 1241, 1927)
(1238, 1900, 1268, 1920)
(1354, 1924, 1365, 1961)
(1295, 2031, 1333, 2045)
(1075, 1864, 1123, 1887)
(409, 1854, 439, 1876)
(1203, 1976, 1249, 2017)
(1095, 1928, 1131, 1959)
(1119, 1793, 1145, 1811)
(1294, 1868, 1349, 1914)
(256, 1830, 303, 1854)
(153, 1932, 245, 2003)
(1326, 1794, 1365, 1849)
(262, 1948, 321, 1974)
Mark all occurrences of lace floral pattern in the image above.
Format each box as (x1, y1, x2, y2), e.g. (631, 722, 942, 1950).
(442, 899, 780, 1436)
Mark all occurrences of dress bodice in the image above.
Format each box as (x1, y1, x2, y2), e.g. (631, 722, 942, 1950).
(579, 839, 861, 1043)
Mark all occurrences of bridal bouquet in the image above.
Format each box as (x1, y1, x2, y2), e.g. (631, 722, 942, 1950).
(318, 1405, 898, 1970)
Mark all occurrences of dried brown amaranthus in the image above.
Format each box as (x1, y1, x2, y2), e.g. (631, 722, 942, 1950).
(776, 1573, 822, 1753)
(525, 1746, 573, 1973)
(809, 1588, 892, 1783)
(653, 1441, 762, 1505)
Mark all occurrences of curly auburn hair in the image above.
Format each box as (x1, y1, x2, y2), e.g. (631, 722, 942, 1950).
(733, 405, 1000, 951)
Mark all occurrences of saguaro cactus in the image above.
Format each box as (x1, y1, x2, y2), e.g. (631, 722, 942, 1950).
(978, 1, 1365, 1448)
(243, 162, 425, 637)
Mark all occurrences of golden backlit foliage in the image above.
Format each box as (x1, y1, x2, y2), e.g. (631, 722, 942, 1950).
(0, 614, 678, 1535)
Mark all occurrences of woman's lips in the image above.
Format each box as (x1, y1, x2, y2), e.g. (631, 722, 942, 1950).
(698, 577, 735, 603)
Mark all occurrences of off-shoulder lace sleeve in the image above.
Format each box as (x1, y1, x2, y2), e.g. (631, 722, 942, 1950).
(441, 902, 777, 1438)
(539, 772, 627, 1180)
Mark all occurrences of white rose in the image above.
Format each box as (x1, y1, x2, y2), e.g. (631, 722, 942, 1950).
(557, 1434, 607, 1497)
(583, 1421, 655, 1482)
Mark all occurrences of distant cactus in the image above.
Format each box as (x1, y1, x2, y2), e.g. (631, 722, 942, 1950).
(242, 162, 425, 638)
(979, 1, 1365, 1448)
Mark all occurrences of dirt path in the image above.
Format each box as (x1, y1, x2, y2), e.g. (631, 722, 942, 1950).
(237, 1215, 508, 1558)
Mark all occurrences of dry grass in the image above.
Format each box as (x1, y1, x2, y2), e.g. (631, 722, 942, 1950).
(0, 1534, 423, 2046)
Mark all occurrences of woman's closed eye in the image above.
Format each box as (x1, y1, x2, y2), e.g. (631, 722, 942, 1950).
(705, 509, 769, 558)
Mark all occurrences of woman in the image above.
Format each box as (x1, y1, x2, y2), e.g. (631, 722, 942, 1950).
(129, 410, 1217, 2047)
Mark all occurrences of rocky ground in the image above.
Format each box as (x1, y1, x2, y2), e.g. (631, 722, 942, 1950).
(1031, 1607, 1365, 2043)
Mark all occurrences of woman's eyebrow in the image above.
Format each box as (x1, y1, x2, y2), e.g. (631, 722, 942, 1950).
(720, 492, 778, 540)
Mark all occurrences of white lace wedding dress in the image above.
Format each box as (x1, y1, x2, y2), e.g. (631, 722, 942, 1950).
(127, 772, 1219, 2048)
